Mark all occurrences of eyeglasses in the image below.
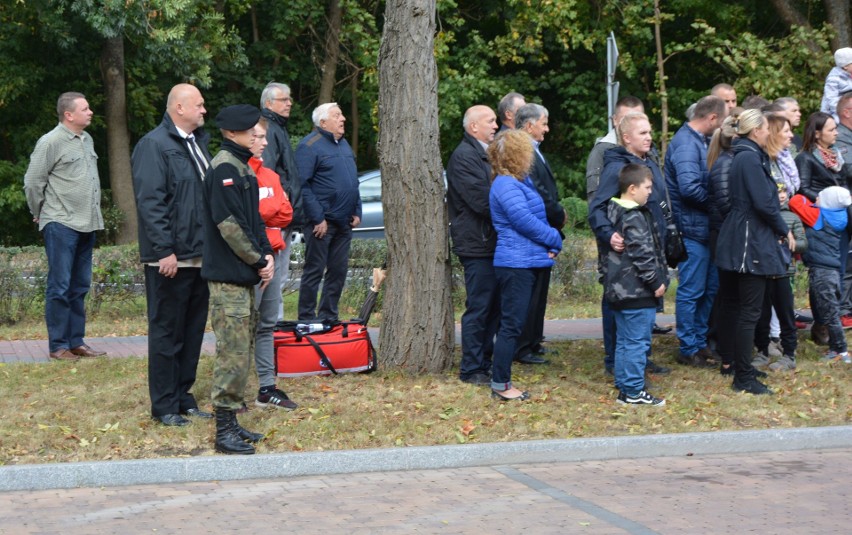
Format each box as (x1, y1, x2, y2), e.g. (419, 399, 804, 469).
(272, 97, 292, 103)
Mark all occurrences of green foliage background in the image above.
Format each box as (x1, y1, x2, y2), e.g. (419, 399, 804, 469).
(0, 0, 838, 246)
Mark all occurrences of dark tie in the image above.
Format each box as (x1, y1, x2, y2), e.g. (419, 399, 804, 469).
(186, 135, 209, 179)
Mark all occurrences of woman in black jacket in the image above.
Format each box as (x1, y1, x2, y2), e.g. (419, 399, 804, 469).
(796, 112, 845, 202)
(715, 109, 795, 395)
(795, 112, 847, 340)
(706, 113, 738, 374)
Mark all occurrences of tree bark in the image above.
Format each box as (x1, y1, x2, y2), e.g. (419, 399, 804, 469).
(350, 71, 359, 158)
(654, 0, 669, 156)
(824, 0, 851, 49)
(318, 0, 342, 104)
(377, 0, 453, 372)
(768, 0, 822, 54)
(100, 36, 137, 245)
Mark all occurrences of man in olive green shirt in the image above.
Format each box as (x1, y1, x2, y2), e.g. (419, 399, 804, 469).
(24, 92, 105, 361)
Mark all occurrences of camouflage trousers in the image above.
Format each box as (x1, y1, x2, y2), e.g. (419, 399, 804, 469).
(209, 282, 258, 410)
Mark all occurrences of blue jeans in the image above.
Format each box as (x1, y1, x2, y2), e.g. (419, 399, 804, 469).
(458, 257, 499, 378)
(491, 267, 535, 391)
(43, 222, 95, 352)
(612, 307, 656, 396)
(675, 238, 718, 355)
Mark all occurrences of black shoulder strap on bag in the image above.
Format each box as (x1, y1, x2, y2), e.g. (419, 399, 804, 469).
(303, 334, 339, 375)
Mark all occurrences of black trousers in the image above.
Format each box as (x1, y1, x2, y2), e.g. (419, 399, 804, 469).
(733, 273, 771, 381)
(145, 266, 209, 417)
(754, 276, 797, 356)
(514, 267, 550, 358)
(715, 270, 738, 366)
(298, 221, 352, 321)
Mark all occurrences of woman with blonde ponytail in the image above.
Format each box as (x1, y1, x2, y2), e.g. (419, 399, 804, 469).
(714, 109, 795, 395)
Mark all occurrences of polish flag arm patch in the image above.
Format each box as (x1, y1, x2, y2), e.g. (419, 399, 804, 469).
(222, 178, 234, 186)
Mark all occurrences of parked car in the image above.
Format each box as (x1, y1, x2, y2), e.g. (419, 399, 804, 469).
(353, 169, 384, 239)
(290, 169, 385, 244)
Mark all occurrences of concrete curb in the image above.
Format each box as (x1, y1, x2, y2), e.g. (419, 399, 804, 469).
(3, 425, 851, 492)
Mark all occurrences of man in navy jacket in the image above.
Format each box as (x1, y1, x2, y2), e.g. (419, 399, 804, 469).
(296, 103, 361, 322)
(664, 95, 725, 367)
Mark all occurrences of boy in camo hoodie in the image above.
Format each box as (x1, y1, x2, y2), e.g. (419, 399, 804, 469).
(605, 164, 669, 406)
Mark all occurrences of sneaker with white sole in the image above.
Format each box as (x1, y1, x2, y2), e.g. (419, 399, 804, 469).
(822, 351, 851, 364)
(255, 388, 299, 410)
(752, 349, 771, 368)
(617, 390, 666, 406)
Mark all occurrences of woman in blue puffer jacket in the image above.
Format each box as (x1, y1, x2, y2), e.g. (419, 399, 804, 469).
(488, 129, 563, 401)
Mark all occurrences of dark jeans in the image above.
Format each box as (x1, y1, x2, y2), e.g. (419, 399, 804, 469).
(754, 276, 797, 356)
(715, 270, 738, 366)
(491, 267, 535, 390)
(458, 256, 499, 379)
(733, 273, 770, 381)
(145, 266, 209, 417)
(514, 267, 550, 358)
(43, 222, 95, 352)
(298, 221, 352, 321)
(601, 295, 616, 370)
(809, 267, 847, 353)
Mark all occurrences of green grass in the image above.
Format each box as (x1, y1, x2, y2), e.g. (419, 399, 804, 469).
(1, 333, 850, 465)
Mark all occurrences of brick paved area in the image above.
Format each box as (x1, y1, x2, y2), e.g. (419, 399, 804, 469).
(0, 316, 677, 363)
(1, 448, 848, 534)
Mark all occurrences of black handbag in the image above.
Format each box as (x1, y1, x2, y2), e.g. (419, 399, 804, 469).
(660, 191, 688, 268)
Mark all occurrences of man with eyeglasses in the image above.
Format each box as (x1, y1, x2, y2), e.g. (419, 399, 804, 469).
(260, 84, 303, 312)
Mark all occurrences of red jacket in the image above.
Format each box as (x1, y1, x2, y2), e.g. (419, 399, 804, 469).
(250, 157, 292, 251)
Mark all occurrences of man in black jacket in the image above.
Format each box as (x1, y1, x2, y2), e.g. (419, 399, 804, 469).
(514, 103, 566, 364)
(260, 84, 302, 317)
(132, 84, 213, 427)
(447, 105, 499, 384)
(202, 104, 274, 454)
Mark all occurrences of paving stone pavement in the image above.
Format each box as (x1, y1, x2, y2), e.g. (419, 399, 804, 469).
(0, 315, 677, 363)
(1, 447, 849, 534)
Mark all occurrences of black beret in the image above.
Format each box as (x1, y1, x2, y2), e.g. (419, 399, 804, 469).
(216, 104, 261, 131)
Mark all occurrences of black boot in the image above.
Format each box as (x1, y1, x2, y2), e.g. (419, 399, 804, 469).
(231, 412, 264, 443)
(215, 409, 255, 455)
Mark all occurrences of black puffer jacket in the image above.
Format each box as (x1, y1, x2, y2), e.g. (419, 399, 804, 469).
(715, 138, 789, 276)
(708, 150, 734, 233)
(796, 149, 848, 202)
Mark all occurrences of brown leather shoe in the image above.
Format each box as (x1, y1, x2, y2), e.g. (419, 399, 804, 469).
(49, 349, 80, 361)
(70, 344, 106, 358)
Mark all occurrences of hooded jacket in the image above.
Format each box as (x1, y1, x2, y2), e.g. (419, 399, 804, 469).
(714, 138, 790, 276)
(250, 157, 292, 252)
(604, 198, 668, 310)
(791, 192, 850, 271)
(589, 146, 667, 277)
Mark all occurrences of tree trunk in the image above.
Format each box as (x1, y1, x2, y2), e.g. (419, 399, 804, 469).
(654, 0, 669, 155)
(318, 0, 342, 104)
(100, 36, 137, 245)
(768, 0, 823, 54)
(824, 0, 851, 49)
(377, 0, 453, 372)
(351, 71, 359, 158)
